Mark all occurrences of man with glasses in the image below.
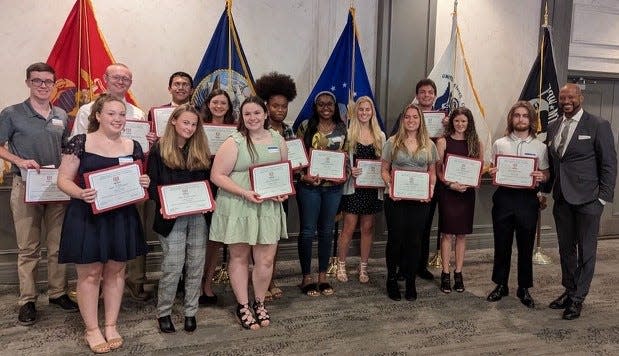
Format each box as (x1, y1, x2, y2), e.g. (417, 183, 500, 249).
(70, 63, 155, 301)
(0, 62, 78, 325)
(147, 72, 194, 121)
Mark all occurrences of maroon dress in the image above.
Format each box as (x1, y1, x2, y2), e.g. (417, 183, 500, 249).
(438, 136, 476, 234)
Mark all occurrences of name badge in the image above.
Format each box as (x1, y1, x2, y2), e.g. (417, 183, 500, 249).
(118, 157, 134, 164)
(267, 146, 279, 153)
(51, 119, 64, 127)
(523, 152, 536, 157)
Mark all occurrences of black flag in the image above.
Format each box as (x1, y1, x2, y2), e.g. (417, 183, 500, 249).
(519, 27, 560, 133)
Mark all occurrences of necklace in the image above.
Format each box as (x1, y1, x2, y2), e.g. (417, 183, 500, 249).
(318, 121, 334, 134)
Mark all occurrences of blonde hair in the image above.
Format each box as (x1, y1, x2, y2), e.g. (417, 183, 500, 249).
(159, 104, 211, 170)
(390, 104, 432, 161)
(87, 94, 125, 133)
(347, 96, 384, 156)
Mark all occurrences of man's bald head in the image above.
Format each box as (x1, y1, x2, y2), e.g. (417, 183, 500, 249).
(103, 63, 133, 99)
(559, 83, 584, 119)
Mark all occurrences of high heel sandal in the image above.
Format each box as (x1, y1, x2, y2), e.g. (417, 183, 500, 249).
(104, 324, 123, 350)
(252, 299, 271, 327)
(453, 272, 465, 293)
(236, 303, 260, 330)
(440, 272, 452, 294)
(336, 261, 348, 282)
(84, 328, 110, 354)
(358, 262, 370, 284)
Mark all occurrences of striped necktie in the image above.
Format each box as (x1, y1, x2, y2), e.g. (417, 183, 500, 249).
(556, 118, 573, 156)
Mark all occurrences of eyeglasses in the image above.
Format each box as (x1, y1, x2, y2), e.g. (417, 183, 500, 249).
(29, 78, 55, 87)
(107, 75, 132, 83)
(171, 82, 191, 89)
(316, 101, 335, 108)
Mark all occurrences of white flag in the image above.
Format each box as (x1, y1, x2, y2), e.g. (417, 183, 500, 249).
(428, 10, 492, 161)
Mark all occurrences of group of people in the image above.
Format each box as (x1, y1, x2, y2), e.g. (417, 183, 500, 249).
(0, 61, 615, 354)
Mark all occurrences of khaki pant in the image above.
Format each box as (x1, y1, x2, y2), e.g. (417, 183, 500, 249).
(10, 179, 67, 305)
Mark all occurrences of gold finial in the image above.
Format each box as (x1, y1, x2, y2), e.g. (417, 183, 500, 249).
(543, 1, 549, 27)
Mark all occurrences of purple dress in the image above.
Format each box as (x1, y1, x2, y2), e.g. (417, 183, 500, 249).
(438, 136, 476, 234)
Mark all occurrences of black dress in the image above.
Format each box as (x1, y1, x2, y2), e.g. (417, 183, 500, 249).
(438, 136, 476, 235)
(59, 134, 149, 264)
(340, 143, 383, 215)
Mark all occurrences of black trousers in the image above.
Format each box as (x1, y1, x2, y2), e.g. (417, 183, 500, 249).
(384, 197, 430, 280)
(491, 187, 539, 288)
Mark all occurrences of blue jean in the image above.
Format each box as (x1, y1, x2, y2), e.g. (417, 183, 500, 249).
(297, 183, 343, 275)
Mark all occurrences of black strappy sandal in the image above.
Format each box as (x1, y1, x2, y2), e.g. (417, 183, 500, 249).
(236, 303, 260, 330)
(252, 299, 271, 327)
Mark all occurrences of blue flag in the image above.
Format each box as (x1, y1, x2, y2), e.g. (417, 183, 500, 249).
(293, 8, 383, 131)
(191, 0, 255, 114)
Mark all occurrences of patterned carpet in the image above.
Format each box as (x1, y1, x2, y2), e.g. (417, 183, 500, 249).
(0, 240, 618, 355)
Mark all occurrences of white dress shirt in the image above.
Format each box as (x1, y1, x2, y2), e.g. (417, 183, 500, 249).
(553, 108, 584, 156)
(70, 99, 146, 137)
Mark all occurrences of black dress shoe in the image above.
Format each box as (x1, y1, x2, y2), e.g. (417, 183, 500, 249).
(386, 278, 401, 301)
(184, 316, 197, 332)
(198, 293, 218, 306)
(417, 269, 434, 281)
(549, 291, 572, 309)
(486, 284, 509, 302)
(516, 287, 535, 308)
(18, 302, 37, 326)
(158, 315, 176, 333)
(562, 301, 582, 320)
(404, 279, 417, 301)
(49, 294, 79, 312)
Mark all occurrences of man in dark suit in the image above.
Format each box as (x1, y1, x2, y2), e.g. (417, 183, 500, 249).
(546, 83, 617, 320)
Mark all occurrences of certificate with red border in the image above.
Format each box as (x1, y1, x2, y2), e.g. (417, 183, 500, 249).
(285, 138, 309, 169)
(203, 124, 237, 155)
(158, 181, 216, 219)
(24, 168, 70, 203)
(307, 149, 346, 180)
(354, 159, 385, 188)
(443, 154, 483, 188)
(249, 161, 295, 199)
(152, 107, 175, 137)
(493, 154, 537, 188)
(390, 169, 430, 200)
(122, 120, 152, 153)
(84, 162, 148, 214)
(424, 111, 446, 138)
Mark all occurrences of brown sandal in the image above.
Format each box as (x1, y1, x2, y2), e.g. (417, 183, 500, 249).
(104, 324, 123, 350)
(84, 328, 110, 354)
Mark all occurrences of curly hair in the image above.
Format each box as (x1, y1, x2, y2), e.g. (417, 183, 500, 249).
(254, 72, 297, 102)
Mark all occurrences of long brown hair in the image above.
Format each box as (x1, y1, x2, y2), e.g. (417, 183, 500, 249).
(390, 104, 431, 161)
(87, 94, 126, 133)
(200, 89, 235, 124)
(159, 104, 211, 170)
(505, 100, 538, 137)
(444, 107, 481, 158)
(237, 96, 269, 163)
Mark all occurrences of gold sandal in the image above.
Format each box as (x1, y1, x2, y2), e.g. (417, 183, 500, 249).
(84, 328, 110, 354)
(269, 284, 283, 299)
(359, 262, 370, 284)
(104, 324, 123, 350)
(336, 261, 348, 282)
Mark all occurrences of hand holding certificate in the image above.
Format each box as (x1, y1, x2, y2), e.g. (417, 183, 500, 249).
(390, 170, 430, 200)
(158, 181, 215, 219)
(354, 160, 385, 188)
(249, 161, 295, 199)
(308, 149, 346, 180)
(122, 120, 152, 153)
(203, 124, 237, 155)
(84, 162, 148, 214)
(493, 154, 537, 188)
(285, 139, 309, 169)
(152, 107, 175, 137)
(424, 111, 446, 138)
(25, 168, 70, 203)
(443, 154, 483, 187)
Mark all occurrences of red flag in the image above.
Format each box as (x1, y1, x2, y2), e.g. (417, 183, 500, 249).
(46, 0, 139, 130)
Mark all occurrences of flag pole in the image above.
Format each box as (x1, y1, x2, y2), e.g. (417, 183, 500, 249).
(226, 0, 233, 94)
(533, 1, 552, 266)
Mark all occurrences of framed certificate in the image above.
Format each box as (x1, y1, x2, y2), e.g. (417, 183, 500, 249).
(493, 154, 537, 188)
(307, 149, 346, 180)
(249, 161, 295, 199)
(424, 111, 446, 138)
(285, 138, 309, 169)
(24, 168, 70, 203)
(152, 107, 175, 137)
(443, 154, 483, 188)
(158, 181, 215, 219)
(84, 162, 148, 214)
(203, 124, 237, 155)
(354, 159, 385, 188)
(122, 120, 152, 153)
(390, 169, 430, 200)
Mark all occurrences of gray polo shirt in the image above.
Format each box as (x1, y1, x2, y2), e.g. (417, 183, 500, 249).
(0, 99, 68, 174)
